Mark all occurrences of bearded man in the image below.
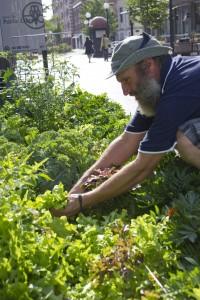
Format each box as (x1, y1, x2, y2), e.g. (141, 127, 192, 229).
(52, 32, 200, 217)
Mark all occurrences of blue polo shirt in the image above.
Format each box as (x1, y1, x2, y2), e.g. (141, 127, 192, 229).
(125, 55, 200, 153)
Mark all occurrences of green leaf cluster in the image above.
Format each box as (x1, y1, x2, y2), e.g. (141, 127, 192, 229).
(126, 0, 168, 31)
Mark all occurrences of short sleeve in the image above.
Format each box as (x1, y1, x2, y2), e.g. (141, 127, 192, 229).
(125, 110, 154, 133)
(138, 95, 197, 153)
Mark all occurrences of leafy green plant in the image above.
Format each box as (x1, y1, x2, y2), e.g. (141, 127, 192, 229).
(0, 53, 199, 299)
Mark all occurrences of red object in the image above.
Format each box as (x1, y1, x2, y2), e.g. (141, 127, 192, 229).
(90, 16, 107, 29)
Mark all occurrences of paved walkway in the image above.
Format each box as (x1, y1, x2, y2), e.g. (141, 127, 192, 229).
(65, 49, 137, 116)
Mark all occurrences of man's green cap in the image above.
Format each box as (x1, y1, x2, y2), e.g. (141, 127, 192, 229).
(107, 32, 172, 78)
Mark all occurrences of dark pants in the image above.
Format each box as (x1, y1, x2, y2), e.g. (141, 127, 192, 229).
(102, 48, 108, 61)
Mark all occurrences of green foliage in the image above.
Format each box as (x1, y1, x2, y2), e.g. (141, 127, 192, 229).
(27, 126, 108, 191)
(0, 55, 200, 299)
(63, 88, 128, 139)
(126, 0, 168, 31)
(47, 42, 72, 54)
(45, 17, 72, 53)
(45, 16, 62, 34)
(45, 16, 64, 44)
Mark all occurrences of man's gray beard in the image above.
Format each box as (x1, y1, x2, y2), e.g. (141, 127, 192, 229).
(135, 78, 161, 117)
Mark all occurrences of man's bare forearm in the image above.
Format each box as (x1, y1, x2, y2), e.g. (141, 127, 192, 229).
(82, 160, 149, 205)
(82, 152, 164, 208)
(51, 153, 163, 217)
(69, 132, 142, 194)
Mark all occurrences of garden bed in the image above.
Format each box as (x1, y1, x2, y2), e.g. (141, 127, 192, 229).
(0, 55, 200, 299)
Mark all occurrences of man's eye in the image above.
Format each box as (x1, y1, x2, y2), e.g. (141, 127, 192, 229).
(124, 78, 129, 84)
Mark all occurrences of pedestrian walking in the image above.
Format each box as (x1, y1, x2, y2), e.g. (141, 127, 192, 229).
(52, 32, 200, 217)
(84, 37, 94, 63)
(100, 34, 110, 61)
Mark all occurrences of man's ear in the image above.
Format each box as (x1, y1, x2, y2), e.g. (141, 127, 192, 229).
(143, 58, 159, 78)
(142, 58, 153, 69)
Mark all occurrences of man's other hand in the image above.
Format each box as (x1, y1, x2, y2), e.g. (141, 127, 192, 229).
(50, 194, 82, 217)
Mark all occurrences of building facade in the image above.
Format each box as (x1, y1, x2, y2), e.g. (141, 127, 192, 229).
(52, 0, 200, 49)
(52, 0, 73, 45)
(172, 0, 200, 38)
(52, 0, 138, 48)
(115, 0, 143, 41)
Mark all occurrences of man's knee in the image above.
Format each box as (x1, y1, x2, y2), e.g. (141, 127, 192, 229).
(176, 130, 184, 146)
(178, 118, 200, 149)
(176, 130, 191, 152)
(176, 129, 200, 168)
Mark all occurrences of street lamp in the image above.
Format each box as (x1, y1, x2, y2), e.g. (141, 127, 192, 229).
(84, 12, 91, 38)
(85, 12, 91, 22)
(84, 19, 89, 26)
(103, 2, 110, 36)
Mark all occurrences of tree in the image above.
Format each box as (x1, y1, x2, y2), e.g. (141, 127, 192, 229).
(126, 0, 169, 34)
(45, 16, 64, 44)
(81, 0, 117, 39)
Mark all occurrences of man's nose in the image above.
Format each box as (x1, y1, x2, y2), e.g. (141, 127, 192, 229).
(121, 84, 130, 96)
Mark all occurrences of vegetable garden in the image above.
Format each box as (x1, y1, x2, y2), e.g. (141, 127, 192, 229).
(0, 54, 200, 300)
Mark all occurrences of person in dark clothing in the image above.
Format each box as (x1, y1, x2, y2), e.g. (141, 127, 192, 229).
(52, 32, 200, 217)
(84, 37, 94, 63)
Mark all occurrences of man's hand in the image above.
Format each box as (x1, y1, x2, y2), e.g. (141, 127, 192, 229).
(68, 184, 85, 195)
(50, 194, 82, 217)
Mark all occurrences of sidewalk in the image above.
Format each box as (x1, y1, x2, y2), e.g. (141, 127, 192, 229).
(65, 49, 137, 116)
